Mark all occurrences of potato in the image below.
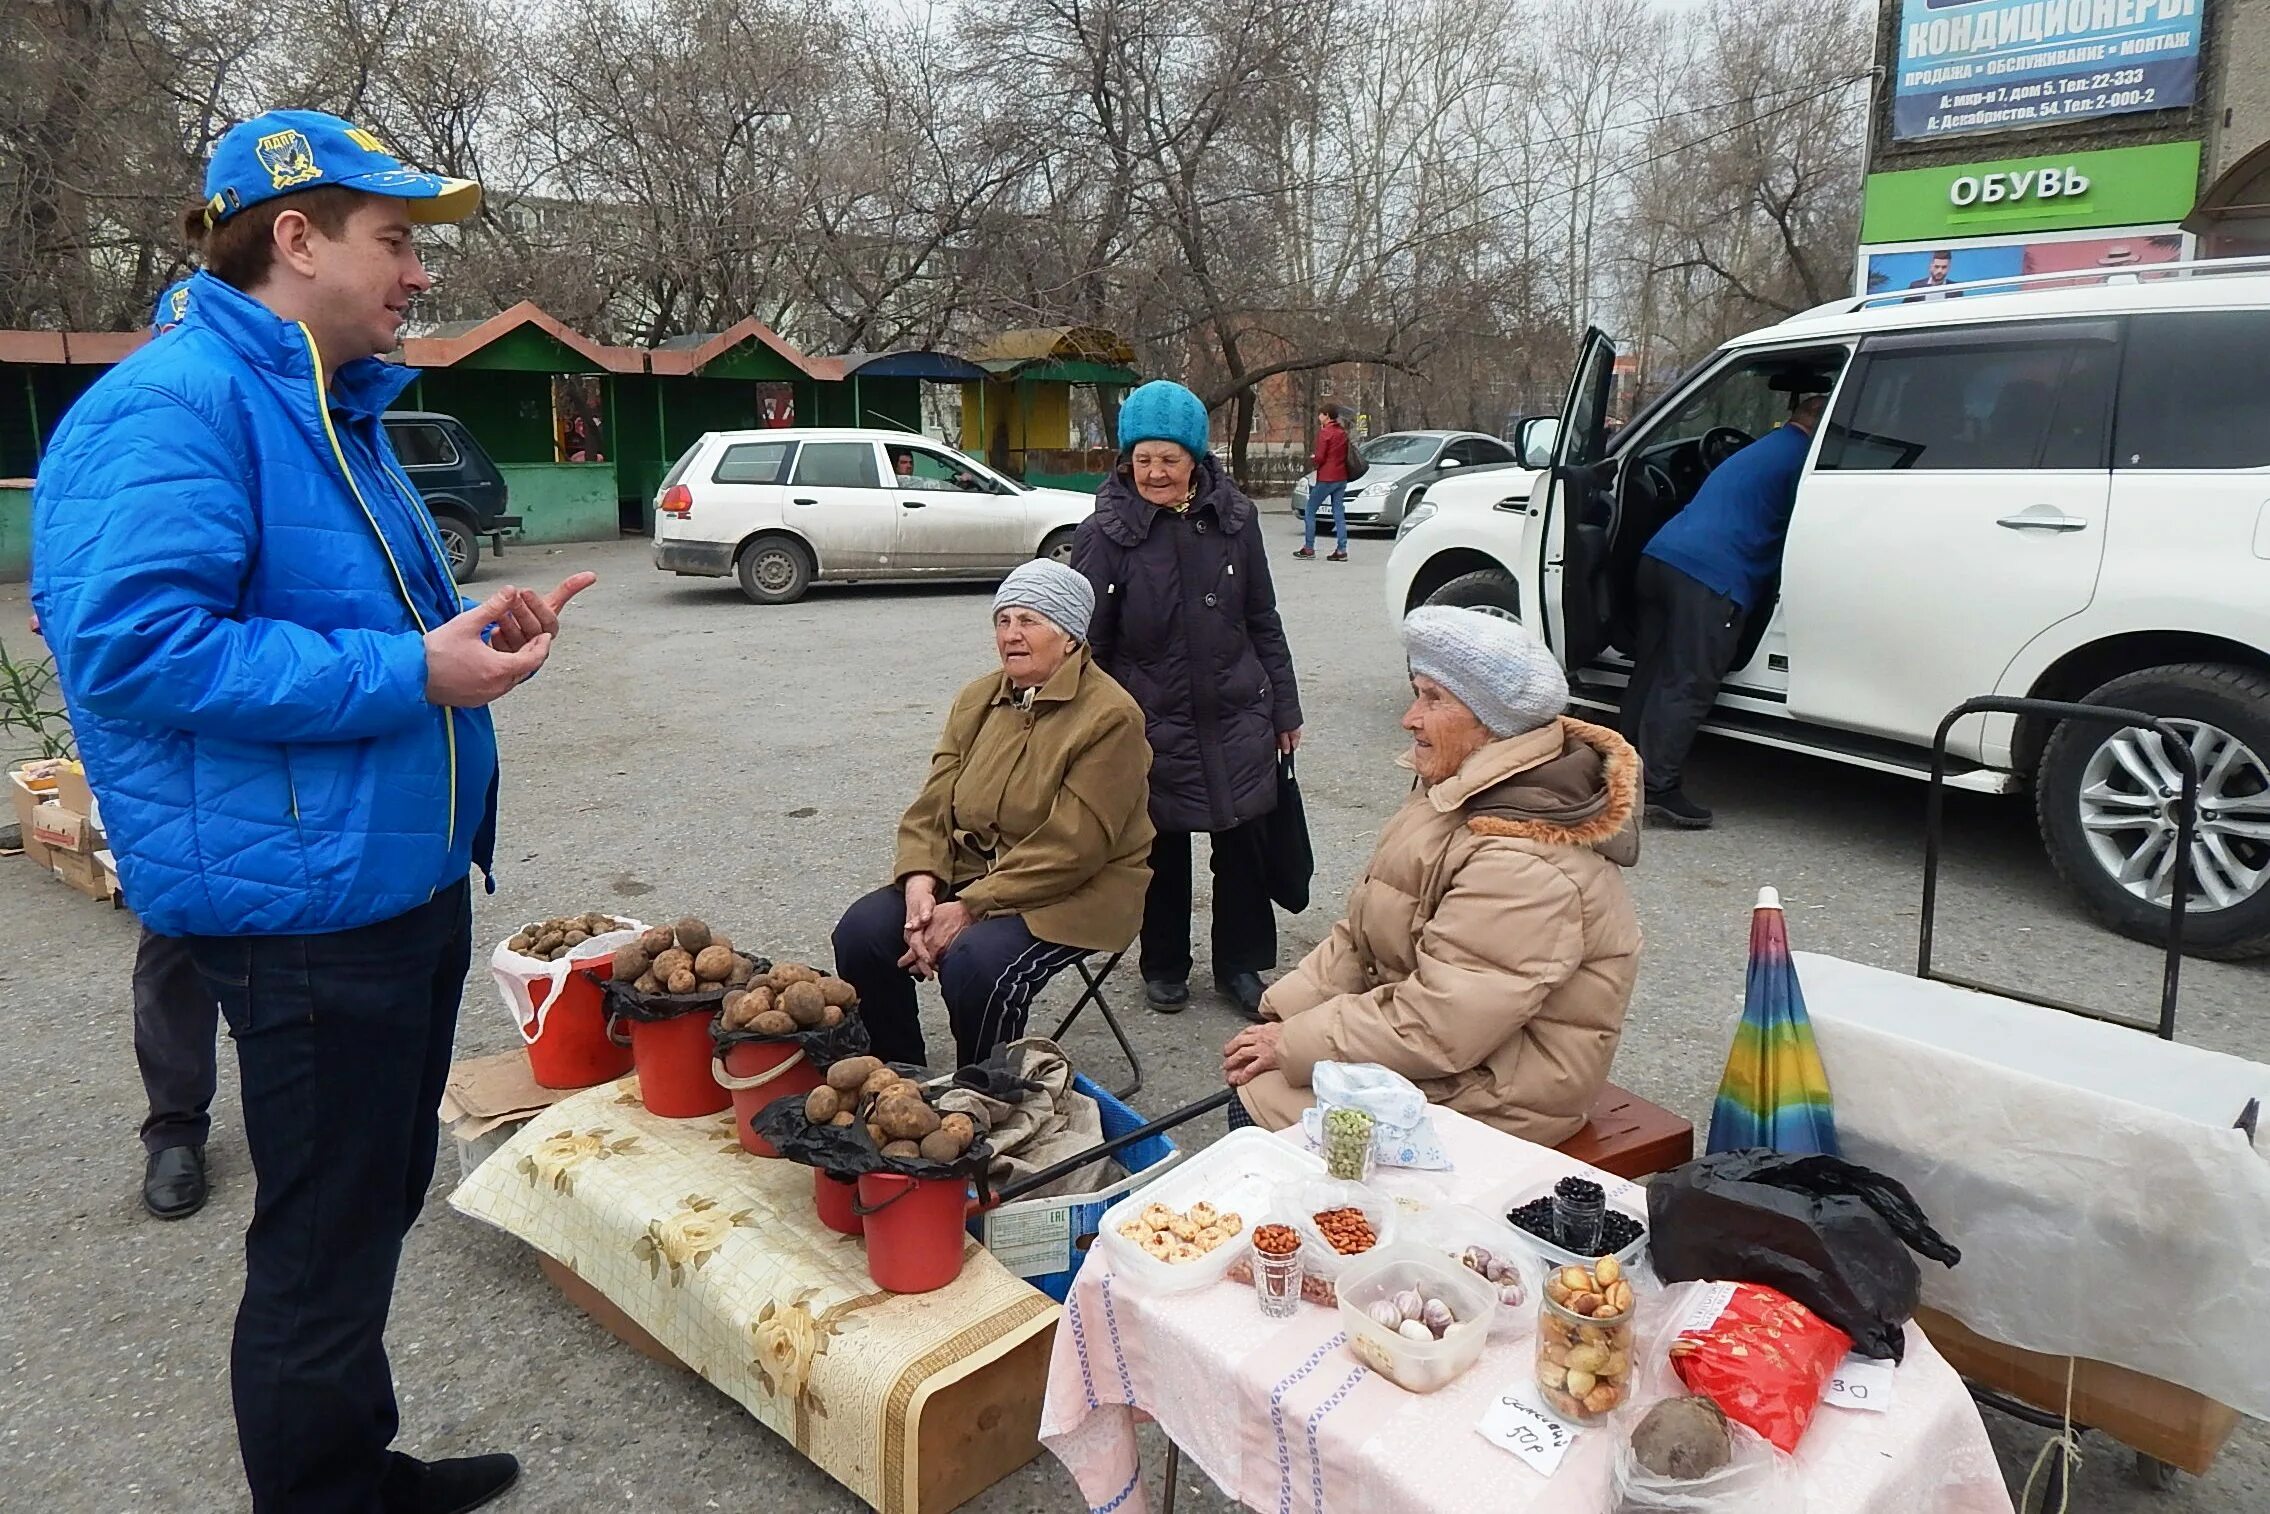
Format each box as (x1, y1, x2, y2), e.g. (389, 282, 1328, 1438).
(612, 945, 651, 982)
(651, 948, 693, 982)
(768, 962, 820, 992)
(827, 1056, 882, 1092)
(709, 932, 734, 958)
(881, 1140, 922, 1160)
(867, 1122, 888, 1146)
(805, 1086, 842, 1123)
(781, 981, 826, 1029)
(939, 1112, 976, 1147)
(720, 989, 750, 1027)
(693, 945, 737, 983)
(508, 932, 534, 953)
(563, 928, 589, 947)
(820, 1004, 844, 1028)
(581, 913, 614, 934)
(919, 1129, 967, 1162)
(818, 976, 858, 1008)
(875, 1090, 940, 1143)
(860, 1066, 904, 1099)
(639, 925, 675, 957)
(633, 972, 663, 996)
(673, 917, 713, 953)
(726, 957, 755, 988)
(665, 967, 698, 995)
(828, 1110, 857, 1128)
(534, 931, 565, 956)
(741, 986, 775, 1023)
(751, 1010, 796, 1036)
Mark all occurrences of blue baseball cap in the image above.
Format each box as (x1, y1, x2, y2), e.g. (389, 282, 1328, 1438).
(202, 109, 480, 229)
(151, 279, 194, 333)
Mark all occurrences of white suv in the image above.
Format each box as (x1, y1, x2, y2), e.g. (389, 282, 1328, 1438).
(652, 428, 1097, 603)
(1386, 263, 2270, 957)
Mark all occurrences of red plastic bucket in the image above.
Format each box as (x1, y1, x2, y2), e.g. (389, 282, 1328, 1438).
(621, 1008, 730, 1117)
(814, 1169, 864, 1235)
(523, 959, 634, 1089)
(855, 1172, 971, 1294)
(715, 1040, 826, 1157)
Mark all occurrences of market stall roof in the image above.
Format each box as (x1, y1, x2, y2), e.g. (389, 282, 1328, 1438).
(968, 325, 1135, 367)
(976, 355, 1141, 386)
(400, 301, 644, 374)
(648, 317, 829, 379)
(2186, 138, 2270, 232)
(833, 349, 990, 382)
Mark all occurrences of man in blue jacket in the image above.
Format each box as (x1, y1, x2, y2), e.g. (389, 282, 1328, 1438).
(1620, 391, 1826, 828)
(33, 111, 592, 1514)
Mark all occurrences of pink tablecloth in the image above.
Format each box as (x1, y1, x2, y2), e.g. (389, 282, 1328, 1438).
(1040, 1109, 2014, 1514)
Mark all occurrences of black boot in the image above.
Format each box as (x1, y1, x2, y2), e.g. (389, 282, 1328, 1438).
(1644, 788, 1714, 830)
(381, 1452, 521, 1514)
(143, 1144, 208, 1220)
(1215, 970, 1267, 1021)
(1143, 977, 1190, 1013)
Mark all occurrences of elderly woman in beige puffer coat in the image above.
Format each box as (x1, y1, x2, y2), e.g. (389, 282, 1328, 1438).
(1223, 606, 1642, 1145)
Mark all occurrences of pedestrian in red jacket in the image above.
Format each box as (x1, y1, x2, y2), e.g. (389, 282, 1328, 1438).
(1297, 406, 1351, 561)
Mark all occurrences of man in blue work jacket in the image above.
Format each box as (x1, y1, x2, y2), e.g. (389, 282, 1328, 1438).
(1620, 391, 1826, 829)
(33, 110, 592, 1514)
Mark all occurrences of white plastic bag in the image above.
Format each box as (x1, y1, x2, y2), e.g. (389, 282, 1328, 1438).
(1299, 1061, 1451, 1170)
(490, 918, 647, 1044)
(1609, 1415, 1800, 1514)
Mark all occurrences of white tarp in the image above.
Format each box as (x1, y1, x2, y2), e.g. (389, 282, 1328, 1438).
(1795, 950, 2270, 1419)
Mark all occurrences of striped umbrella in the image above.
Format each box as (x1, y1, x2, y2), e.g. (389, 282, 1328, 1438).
(1706, 886, 1841, 1156)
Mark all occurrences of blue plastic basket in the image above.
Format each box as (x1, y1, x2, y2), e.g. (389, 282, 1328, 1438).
(972, 1073, 1182, 1301)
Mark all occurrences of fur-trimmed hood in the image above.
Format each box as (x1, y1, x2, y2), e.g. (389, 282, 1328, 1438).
(1443, 717, 1642, 867)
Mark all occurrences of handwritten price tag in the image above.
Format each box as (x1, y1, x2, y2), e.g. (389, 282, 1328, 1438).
(1822, 1353, 1897, 1413)
(1475, 1383, 1576, 1475)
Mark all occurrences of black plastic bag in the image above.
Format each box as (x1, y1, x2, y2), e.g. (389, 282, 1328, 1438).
(712, 1006, 870, 1064)
(1647, 1150, 1961, 1362)
(595, 952, 770, 1023)
(749, 1078, 995, 1189)
(1264, 754, 1314, 913)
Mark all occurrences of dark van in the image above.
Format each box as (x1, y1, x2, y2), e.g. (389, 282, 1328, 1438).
(381, 411, 520, 582)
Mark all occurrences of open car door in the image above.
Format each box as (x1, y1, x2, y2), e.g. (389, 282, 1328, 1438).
(1533, 328, 1618, 669)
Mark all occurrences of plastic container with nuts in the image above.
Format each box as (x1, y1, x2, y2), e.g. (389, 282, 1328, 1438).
(1337, 1243, 1498, 1393)
(1535, 1253, 1639, 1424)
(1285, 1178, 1397, 1283)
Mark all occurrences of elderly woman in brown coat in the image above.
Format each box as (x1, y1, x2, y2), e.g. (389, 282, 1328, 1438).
(1223, 607, 1642, 1144)
(834, 560, 1155, 1070)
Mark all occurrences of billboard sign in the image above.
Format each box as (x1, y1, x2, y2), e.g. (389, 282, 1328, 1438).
(1893, 0, 2203, 142)
(1856, 227, 2186, 299)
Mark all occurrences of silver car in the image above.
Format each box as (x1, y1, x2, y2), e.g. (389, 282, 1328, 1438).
(1287, 429, 1528, 534)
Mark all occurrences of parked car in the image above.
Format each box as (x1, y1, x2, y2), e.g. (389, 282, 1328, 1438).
(382, 410, 519, 583)
(651, 428, 1096, 604)
(1286, 429, 1525, 534)
(1387, 262, 2270, 957)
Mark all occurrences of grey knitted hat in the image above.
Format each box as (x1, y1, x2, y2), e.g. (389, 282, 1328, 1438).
(1401, 606, 1568, 738)
(994, 558, 1095, 642)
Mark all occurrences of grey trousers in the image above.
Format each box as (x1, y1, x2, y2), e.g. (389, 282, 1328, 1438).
(134, 926, 220, 1154)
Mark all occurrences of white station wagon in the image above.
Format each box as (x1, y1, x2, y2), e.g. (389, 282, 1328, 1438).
(652, 427, 1096, 603)
(1387, 260, 2270, 957)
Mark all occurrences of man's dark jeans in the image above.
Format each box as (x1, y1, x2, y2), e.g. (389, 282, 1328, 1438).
(188, 881, 472, 1514)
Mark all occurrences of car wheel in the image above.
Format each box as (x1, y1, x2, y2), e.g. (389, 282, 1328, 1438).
(433, 517, 478, 583)
(736, 535, 813, 605)
(1423, 568, 1520, 622)
(2035, 663, 2270, 959)
(1039, 528, 1077, 565)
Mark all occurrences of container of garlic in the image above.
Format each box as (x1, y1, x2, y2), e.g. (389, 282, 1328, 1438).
(1335, 1243, 1498, 1393)
(1402, 1203, 1541, 1341)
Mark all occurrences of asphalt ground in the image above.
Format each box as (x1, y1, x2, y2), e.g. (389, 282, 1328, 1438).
(2, 529, 2263, 1512)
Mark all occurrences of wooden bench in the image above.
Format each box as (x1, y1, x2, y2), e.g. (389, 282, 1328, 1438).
(1554, 1082, 1694, 1180)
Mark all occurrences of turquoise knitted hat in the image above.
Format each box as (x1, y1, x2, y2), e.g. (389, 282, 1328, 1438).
(1116, 381, 1210, 458)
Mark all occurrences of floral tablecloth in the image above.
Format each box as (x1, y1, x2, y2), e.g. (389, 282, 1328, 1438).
(449, 1075, 1058, 1514)
(1040, 1108, 2015, 1514)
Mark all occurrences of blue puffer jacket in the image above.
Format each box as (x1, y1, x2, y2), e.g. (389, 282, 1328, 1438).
(31, 272, 498, 938)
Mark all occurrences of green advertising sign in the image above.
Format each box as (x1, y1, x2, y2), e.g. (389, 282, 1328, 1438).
(1862, 140, 2201, 243)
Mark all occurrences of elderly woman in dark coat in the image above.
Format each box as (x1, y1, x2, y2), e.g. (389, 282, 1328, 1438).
(1072, 380, 1304, 1018)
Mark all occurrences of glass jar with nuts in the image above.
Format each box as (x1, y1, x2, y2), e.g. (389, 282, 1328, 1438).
(1534, 1253, 1637, 1424)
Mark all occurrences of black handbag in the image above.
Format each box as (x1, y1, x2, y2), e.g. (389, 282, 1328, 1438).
(1263, 753, 1314, 913)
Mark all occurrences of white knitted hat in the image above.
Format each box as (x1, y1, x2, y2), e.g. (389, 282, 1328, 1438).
(1401, 606, 1568, 737)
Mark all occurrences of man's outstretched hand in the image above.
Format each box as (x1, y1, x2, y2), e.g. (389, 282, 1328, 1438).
(487, 572, 598, 653)
(425, 586, 556, 707)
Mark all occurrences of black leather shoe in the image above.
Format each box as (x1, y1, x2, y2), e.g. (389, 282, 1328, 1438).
(1644, 788, 1714, 830)
(143, 1144, 208, 1220)
(1216, 971, 1268, 1020)
(1143, 977, 1190, 1013)
(381, 1452, 521, 1514)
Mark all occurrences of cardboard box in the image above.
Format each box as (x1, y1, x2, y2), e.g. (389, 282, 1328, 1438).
(30, 801, 98, 856)
(976, 1074, 1183, 1302)
(1916, 1306, 2240, 1475)
(9, 772, 55, 869)
(54, 762, 95, 817)
(438, 1049, 581, 1181)
(50, 848, 113, 900)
